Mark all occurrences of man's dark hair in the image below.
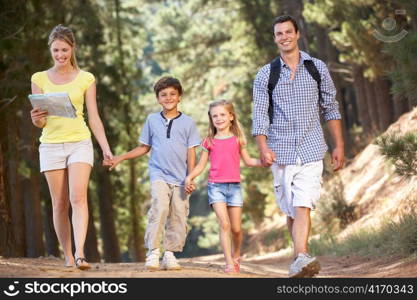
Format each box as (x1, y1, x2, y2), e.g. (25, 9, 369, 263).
(154, 76, 183, 96)
(272, 15, 299, 36)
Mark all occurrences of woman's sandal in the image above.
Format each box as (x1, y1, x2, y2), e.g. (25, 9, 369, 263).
(64, 257, 75, 267)
(75, 257, 91, 270)
(65, 262, 75, 268)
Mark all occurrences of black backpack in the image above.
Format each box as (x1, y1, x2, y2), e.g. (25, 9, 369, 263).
(267, 57, 322, 124)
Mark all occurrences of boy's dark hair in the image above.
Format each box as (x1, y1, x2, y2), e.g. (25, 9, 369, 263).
(272, 15, 299, 35)
(154, 76, 183, 96)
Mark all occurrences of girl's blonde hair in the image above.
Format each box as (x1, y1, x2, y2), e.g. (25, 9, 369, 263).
(48, 24, 78, 69)
(207, 99, 247, 146)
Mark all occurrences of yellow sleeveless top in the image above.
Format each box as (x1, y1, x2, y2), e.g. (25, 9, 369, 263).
(31, 70, 94, 143)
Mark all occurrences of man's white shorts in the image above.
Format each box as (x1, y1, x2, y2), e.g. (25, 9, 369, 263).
(271, 159, 323, 219)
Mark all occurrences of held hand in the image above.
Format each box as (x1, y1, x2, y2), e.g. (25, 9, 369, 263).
(102, 150, 114, 168)
(103, 149, 113, 161)
(102, 158, 113, 167)
(186, 183, 196, 194)
(260, 148, 276, 167)
(108, 155, 124, 171)
(184, 177, 196, 194)
(331, 146, 345, 171)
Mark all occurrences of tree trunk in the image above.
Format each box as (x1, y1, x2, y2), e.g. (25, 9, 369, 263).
(0, 143, 14, 257)
(364, 78, 380, 133)
(345, 86, 359, 128)
(22, 114, 44, 258)
(314, 25, 328, 61)
(85, 191, 101, 263)
(128, 159, 145, 262)
(325, 32, 351, 153)
(22, 178, 44, 257)
(352, 66, 373, 134)
(373, 77, 393, 131)
(406, 95, 414, 112)
(96, 167, 121, 262)
(6, 114, 26, 257)
(392, 93, 410, 121)
(114, 0, 145, 262)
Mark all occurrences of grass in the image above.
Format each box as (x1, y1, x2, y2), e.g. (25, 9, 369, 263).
(309, 210, 417, 258)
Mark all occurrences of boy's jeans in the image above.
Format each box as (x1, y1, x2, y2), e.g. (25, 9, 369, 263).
(144, 181, 190, 252)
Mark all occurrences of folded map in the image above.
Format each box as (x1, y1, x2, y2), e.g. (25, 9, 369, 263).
(28, 92, 76, 118)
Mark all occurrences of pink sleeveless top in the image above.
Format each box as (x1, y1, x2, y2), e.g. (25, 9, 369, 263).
(202, 136, 241, 183)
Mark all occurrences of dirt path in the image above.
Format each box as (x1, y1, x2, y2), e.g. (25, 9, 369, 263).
(1, 251, 416, 278)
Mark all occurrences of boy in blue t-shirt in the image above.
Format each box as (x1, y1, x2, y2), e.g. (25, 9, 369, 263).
(106, 77, 200, 270)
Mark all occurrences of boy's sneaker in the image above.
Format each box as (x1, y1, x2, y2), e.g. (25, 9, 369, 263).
(161, 251, 181, 270)
(145, 248, 160, 271)
(289, 253, 321, 278)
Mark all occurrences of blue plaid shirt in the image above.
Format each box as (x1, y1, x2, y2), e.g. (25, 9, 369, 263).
(252, 51, 341, 165)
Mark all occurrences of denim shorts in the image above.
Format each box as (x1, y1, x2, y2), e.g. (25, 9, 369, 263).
(207, 182, 243, 207)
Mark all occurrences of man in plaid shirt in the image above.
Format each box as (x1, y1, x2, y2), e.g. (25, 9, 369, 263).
(252, 15, 345, 278)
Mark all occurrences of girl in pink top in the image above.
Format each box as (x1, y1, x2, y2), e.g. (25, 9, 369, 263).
(185, 100, 261, 273)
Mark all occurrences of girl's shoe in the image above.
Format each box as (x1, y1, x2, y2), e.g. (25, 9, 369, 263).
(224, 264, 236, 274)
(233, 257, 241, 273)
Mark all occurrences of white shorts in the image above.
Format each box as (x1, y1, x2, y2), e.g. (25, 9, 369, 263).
(39, 138, 94, 172)
(271, 159, 323, 219)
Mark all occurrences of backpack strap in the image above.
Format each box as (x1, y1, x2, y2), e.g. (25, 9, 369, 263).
(267, 57, 281, 124)
(303, 60, 323, 103)
(267, 57, 322, 125)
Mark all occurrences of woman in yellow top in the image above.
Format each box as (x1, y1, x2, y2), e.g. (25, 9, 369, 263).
(30, 25, 112, 270)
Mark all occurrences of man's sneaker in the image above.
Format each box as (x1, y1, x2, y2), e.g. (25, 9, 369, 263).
(289, 253, 321, 278)
(161, 251, 181, 270)
(145, 248, 160, 271)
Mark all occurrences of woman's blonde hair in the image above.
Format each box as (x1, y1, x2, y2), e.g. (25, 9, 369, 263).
(207, 99, 247, 146)
(48, 24, 78, 69)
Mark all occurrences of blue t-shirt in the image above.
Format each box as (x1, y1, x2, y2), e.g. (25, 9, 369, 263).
(139, 112, 201, 186)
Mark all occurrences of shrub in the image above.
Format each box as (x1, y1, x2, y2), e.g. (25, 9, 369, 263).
(315, 175, 357, 233)
(375, 131, 417, 177)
